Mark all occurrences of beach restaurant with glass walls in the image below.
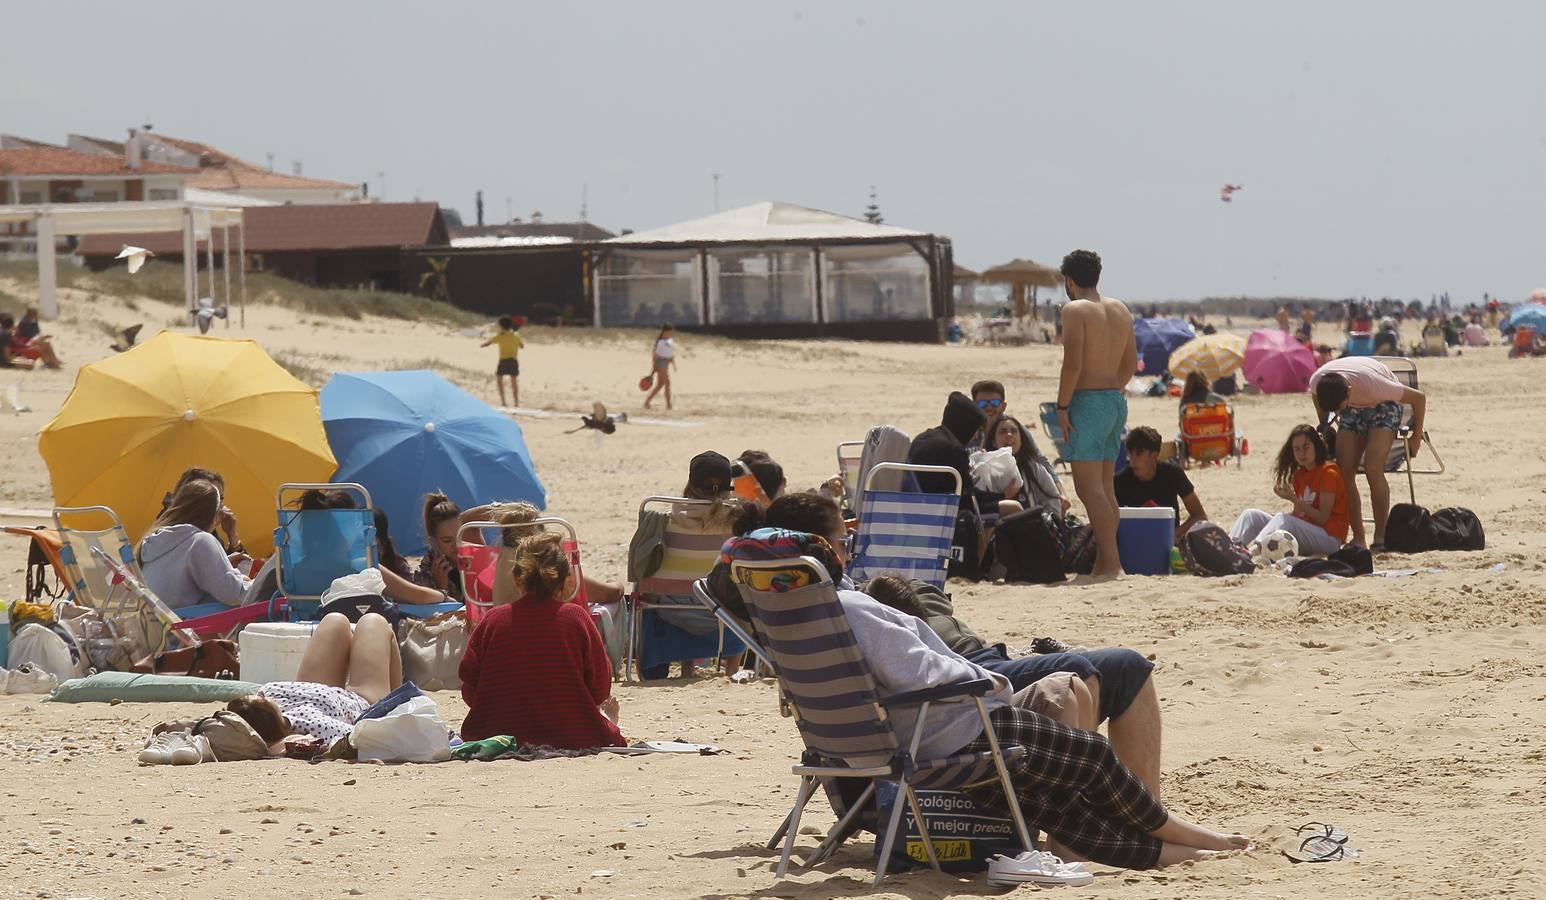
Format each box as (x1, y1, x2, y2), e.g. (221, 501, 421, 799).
(590, 202, 954, 342)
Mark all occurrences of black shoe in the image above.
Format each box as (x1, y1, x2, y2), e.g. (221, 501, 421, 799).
(1031, 636, 1077, 655)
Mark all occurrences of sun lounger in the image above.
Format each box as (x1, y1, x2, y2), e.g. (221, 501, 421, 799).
(727, 551, 1033, 884)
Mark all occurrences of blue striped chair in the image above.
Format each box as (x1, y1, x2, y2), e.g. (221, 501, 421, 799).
(728, 553, 1033, 885)
(848, 462, 961, 589)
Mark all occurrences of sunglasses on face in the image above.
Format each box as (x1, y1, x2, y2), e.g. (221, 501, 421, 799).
(976, 398, 1004, 410)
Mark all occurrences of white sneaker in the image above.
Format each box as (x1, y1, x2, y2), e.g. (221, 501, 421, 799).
(5, 663, 59, 695)
(987, 850, 1094, 887)
(167, 733, 212, 765)
(139, 732, 180, 766)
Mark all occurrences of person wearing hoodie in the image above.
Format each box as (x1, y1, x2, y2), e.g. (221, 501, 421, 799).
(906, 391, 985, 510)
(138, 479, 254, 610)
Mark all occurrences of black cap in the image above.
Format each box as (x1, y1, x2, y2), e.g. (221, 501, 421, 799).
(688, 451, 733, 495)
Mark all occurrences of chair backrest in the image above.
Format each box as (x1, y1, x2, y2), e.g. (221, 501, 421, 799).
(836, 441, 864, 507)
(636, 497, 732, 599)
(457, 516, 583, 623)
(729, 555, 898, 769)
(1038, 401, 1072, 461)
(850, 463, 961, 589)
(273, 483, 377, 603)
(855, 425, 913, 495)
(1370, 357, 1420, 469)
(89, 544, 197, 652)
(1179, 401, 1236, 462)
(52, 506, 139, 609)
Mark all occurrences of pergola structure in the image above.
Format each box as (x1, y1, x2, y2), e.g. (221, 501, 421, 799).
(0, 200, 245, 322)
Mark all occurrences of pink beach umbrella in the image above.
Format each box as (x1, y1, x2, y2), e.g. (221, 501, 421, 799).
(1244, 329, 1317, 394)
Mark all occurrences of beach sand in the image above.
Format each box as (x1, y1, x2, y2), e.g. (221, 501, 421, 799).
(2, 282, 1543, 899)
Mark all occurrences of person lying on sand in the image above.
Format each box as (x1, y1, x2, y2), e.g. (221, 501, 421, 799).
(227, 611, 401, 753)
(721, 499, 1249, 869)
(459, 532, 623, 751)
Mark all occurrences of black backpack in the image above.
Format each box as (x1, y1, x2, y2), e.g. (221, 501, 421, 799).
(1180, 523, 1254, 576)
(993, 508, 1066, 584)
(1059, 519, 1097, 575)
(947, 506, 984, 581)
(1431, 507, 1485, 550)
(1385, 503, 1439, 553)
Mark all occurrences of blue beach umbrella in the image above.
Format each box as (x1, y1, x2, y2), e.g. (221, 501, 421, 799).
(1132, 318, 1196, 376)
(320, 370, 546, 555)
(1505, 303, 1546, 333)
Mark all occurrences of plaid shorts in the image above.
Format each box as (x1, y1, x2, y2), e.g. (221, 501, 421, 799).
(961, 704, 1166, 869)
(1338, 400, 1403, 435)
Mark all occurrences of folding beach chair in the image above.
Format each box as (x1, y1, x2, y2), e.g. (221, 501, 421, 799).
(272, 483, 384, 621)
(691, 577, 768, 674)
(835, 440, 864, 510)
(623, 496, 745, 682)
(1354, 357, 1446, 506)
(728, 553, 1033, 884)
(1038, 402, 1072, 469)
(848, 463, 961, 590)
(53, 506, 141, 611)
(1177, 401, 1244, 468)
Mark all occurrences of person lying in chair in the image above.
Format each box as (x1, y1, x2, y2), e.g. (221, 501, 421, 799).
(725, 512, 1250, 869)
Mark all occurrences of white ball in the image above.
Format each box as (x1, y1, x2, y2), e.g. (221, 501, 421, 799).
(1249, 529, 1299, 564)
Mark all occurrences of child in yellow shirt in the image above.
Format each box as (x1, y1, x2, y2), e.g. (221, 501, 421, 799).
(481, 316, 524, 407)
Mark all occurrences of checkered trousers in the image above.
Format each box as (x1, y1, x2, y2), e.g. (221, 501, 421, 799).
(961, 705, 1166, 870)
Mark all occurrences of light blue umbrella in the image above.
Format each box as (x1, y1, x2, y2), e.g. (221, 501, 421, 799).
(1505, 303, 1546, 333)
(1132, 318, 1196, 375)
(320, 370, 546, 555)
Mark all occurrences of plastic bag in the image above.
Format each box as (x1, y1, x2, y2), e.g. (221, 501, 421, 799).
(352, 695, 451, 763)
(969, 447, 1020, 493)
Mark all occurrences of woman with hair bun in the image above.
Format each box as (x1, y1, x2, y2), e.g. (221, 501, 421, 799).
(458, 532, 623, 749)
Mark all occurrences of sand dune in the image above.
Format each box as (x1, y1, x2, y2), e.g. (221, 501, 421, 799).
(2, 281, 1542, 899)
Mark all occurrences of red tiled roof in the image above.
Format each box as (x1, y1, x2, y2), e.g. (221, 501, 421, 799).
(148, 133, 357, 192)
(76, 202, 446, 256)
(0, 147, 196, 177)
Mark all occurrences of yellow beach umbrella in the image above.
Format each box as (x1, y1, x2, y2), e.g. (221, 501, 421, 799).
(1168, 332, 1247, 381)
(39, 332, 336, 557)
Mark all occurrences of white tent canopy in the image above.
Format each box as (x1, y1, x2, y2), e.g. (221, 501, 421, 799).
(0, 201, 245, 321)
(605, 201, 925, 245)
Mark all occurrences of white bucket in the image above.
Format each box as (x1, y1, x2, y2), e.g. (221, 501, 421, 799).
(239, 622, 322, 684)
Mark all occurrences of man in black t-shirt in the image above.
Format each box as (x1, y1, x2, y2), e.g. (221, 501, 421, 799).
(1114, 426, 1208, 545)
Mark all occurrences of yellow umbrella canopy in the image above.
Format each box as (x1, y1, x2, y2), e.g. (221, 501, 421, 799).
(39, 332, 337, 557)
(1168, 332, 1247, 381)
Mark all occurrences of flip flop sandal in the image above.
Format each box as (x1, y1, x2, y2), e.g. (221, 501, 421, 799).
(1281, 823, 1359, 863)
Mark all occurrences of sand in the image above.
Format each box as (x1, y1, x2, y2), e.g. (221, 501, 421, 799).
(1, 281, 1543, 899)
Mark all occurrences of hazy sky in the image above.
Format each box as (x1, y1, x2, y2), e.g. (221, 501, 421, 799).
(7, 1, 1544, 301)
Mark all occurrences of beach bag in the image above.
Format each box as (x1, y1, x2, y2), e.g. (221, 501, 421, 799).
(874, 784, 1020, 873)
(1431, 507, 1484, 551)
(8, 622, 89, 681)
(947, 507, 983, 582)
(152, 711, 270, 762)
(1179, 523, 1254, 577)
(353, 693, 452, 763)
(4, 527, 67, 603)
(397, 610, 468, 691)
(993, 508, 1066, 584)
(134, 639, 240, 680)
(1059, 520, 1096, 576)
(1384, 503, 1438, 553)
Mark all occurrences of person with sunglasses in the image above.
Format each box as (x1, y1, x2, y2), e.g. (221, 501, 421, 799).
(967, 379, 1010, 449)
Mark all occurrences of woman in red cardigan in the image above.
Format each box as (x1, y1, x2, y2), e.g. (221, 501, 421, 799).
(459, 531, 624, 749)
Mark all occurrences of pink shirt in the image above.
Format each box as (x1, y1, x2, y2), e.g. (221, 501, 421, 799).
(1309, 357, 1405, 408)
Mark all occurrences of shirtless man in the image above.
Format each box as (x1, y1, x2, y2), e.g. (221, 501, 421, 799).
(1055, 250, 1138, 578)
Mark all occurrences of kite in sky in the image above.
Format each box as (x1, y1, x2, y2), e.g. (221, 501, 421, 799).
(1219, 184, 1243, 203)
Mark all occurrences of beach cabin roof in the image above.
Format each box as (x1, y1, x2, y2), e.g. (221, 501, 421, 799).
(604, 201, 927, 246)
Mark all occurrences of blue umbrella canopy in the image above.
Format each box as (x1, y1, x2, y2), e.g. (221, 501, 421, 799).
(321, 370, 546, 555)
(1506, 303, 1546, 333)
(1132, 318, 1196, 376)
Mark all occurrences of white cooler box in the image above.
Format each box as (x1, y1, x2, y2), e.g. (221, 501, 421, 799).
(239, 622, 327, 684)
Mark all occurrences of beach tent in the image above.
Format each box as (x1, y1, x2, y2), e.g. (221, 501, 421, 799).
(38, 332, 335, 557)
(1132, 318, 1196, 376)
(1243, 329, 1317, 394)
(320, 371, 546, 556)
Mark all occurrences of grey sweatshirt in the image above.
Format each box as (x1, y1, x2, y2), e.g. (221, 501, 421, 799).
(837, 589, 1011, 760)
(139, 524, 252, 610)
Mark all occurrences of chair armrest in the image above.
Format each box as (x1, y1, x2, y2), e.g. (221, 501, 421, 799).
(880, 678, 993, 709)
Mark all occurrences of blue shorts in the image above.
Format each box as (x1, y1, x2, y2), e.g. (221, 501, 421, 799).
(966, 646, 1154, 723)
(1066, 389, 1127, 462)
(1338, 400, 1403, 435)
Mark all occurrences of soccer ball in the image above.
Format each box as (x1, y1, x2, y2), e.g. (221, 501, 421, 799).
(1249, 530, 1299, 564)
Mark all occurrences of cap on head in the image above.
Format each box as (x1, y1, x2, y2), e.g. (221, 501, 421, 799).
(688, 451, 733, 495)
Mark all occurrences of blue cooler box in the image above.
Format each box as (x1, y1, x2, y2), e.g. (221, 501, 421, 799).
(1117, 507, 1174, 575)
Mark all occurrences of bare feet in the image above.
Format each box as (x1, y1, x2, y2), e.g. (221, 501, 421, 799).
(1151, 812, 1251, 856)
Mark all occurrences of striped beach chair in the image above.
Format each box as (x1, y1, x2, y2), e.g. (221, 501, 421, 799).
(728, 552, 1033, 884)
(848, 462, 961, 589)
(624, 496, 744, 681)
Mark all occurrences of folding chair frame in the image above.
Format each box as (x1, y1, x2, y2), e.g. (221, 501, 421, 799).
(273, 482, 377, 615)
(835, 440, 865, 510)
(730, 556, 1034, 885)
(456, 516, 581, 617)
(849, 463, 962, 588)
(1353, 357, 1447, 510)
(624, 496, 735, 683)
(1176, 401, 1244, 469)
(1038, 401, 1072, 470)
(52, 505, 141, 610)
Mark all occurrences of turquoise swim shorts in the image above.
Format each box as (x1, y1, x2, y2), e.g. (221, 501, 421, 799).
(1066, 389, 1128, 462)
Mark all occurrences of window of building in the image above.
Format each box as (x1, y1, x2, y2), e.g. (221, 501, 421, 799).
(821, 243, 933, 323)
(707, 247, 817, 324)
(148, 189, 179, 201)
(596, 249, 703, 326)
